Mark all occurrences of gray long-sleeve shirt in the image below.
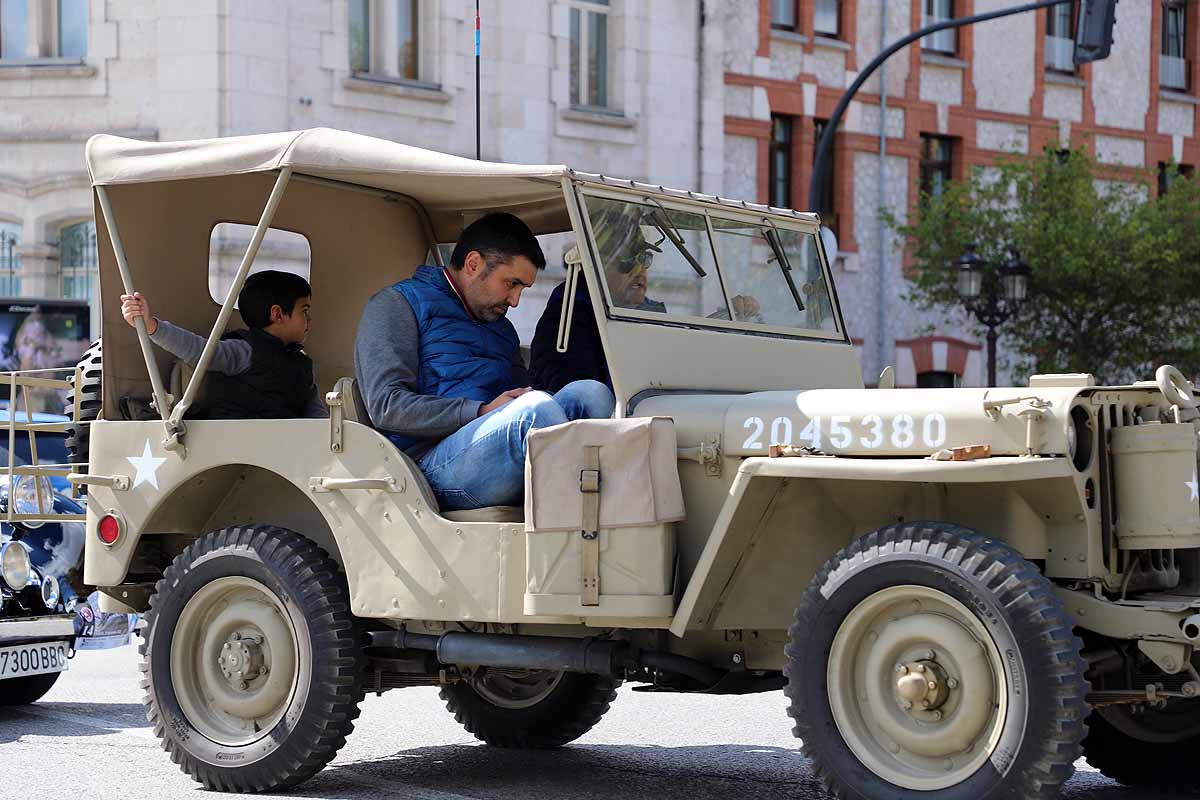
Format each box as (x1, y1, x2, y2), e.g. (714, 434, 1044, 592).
(148, 319, 327, 418)
(354, 286, 530, 459)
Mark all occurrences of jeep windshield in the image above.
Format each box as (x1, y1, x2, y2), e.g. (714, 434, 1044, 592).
(580, 192, 839, 336)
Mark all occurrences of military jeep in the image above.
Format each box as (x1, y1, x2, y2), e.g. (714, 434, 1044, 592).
(68, 128, 1200, 799)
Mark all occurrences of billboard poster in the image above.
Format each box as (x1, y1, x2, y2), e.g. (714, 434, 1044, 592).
(0, 299, 90, 414)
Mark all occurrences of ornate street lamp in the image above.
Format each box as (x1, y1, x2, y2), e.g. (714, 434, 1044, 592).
(954, 244, 1031, 386)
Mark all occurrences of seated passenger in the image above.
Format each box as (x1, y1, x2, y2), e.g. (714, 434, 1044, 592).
(120, 270, 327, 419)
(529, 228, 762, 392)
(529, 229, 661, 393)
(354, 212, 614, 512)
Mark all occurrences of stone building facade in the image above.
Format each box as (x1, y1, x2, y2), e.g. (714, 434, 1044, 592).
(0, 0, 1195, 388)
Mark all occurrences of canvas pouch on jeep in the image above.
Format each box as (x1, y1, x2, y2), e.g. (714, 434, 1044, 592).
(522, 417, 684, 617)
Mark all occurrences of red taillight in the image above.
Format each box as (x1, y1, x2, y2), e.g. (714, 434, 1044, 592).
(97, 514, 121, 546)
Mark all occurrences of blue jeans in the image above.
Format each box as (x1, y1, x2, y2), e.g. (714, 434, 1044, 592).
(417, 380, 615, 511)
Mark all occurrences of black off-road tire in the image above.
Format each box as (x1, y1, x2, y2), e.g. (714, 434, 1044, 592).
(140, 524, 363, 792)
(64, 339, 102, 480)
(785, 521, 1089, 800)
(1082, 703, 1200, 789)
(440, 671, 618, 748)
(0, 670, 60, 706)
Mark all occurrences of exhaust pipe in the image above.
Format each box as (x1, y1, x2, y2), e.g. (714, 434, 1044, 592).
(367, 627, 723, 687)
(1180, 614, 1200, 640)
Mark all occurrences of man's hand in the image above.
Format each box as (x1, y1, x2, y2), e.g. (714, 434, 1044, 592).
(120, 292, 158, 335)
(479, 387, 532, 416)
(730, 294, 762, 320)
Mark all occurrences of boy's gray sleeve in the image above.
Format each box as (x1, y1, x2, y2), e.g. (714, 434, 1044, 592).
(303, 384, 329, 418)
(148, 320, 251, 375)
(354, 290, 481, 438)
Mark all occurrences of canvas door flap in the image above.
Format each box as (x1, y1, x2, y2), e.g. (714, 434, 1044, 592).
(524, 417, 684, 532)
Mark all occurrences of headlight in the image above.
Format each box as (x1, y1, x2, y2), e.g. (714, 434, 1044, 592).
(12, 475, 55, 522)
(0, 541, 32, 591)
(40, 573, 60, 609)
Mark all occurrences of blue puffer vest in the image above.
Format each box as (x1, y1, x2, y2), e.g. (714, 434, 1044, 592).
(388, 265, 519, 450)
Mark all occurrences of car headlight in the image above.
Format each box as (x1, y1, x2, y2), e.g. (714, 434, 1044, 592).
(12, 475, 55, 522)
(0, 541, 32, 591)
(40, 573, 60, 609)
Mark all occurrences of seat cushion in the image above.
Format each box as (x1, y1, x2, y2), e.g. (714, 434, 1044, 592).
(443, 506, 525, 523)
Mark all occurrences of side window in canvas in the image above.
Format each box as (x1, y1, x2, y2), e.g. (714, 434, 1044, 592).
(208, 224, 312, 306)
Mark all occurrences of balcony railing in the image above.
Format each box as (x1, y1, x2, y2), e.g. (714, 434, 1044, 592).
(1044, 35, 1075, 73)
(1161, 54, 1189, 91)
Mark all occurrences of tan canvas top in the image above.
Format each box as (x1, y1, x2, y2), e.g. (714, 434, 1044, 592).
(85, 128, 572, 237)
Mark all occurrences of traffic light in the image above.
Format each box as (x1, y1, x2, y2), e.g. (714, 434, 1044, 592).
(1074, 0, 1119, 64)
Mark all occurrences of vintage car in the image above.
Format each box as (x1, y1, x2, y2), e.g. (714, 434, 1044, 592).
(59, 127, 1200, 799)
(0, 410, 77, 705)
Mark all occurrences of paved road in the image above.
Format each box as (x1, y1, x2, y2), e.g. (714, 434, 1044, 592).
(0, 646, 1187, 799)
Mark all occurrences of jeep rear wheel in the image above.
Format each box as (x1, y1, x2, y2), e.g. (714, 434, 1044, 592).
(441, 668, 618, 748)
(1083, 702, 1200, 789)
(785, 522, 1089, 800)
(141, 525, 362, 792)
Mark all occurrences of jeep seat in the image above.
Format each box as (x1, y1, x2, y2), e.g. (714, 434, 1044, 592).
(332, 377, 523, 524)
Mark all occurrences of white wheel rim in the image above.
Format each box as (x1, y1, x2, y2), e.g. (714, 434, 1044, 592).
(826, 584, 1008, 791)
(169, 576, 301, 746)
(469, 668, 564, 710)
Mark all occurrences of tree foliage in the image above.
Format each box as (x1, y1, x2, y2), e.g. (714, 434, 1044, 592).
(888, 147, 1200, 383)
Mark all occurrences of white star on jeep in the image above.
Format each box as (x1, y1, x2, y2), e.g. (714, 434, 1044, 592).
(127, 439, 167, 490)
(1188, 470, 1199, 503)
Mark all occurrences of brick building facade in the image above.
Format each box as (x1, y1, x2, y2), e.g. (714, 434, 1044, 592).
(723, 0, 1200, 386)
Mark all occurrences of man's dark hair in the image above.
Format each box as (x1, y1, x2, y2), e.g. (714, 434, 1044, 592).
(238, 270, 312, 329)
(449, 212, 546, 271)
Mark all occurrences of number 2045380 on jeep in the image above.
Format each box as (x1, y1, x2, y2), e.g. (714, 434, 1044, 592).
(59, 128, 1200, 799)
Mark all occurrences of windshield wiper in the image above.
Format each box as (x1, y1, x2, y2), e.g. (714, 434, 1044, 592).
(643, 198, 706, 278)
(763, 226, 805, 312)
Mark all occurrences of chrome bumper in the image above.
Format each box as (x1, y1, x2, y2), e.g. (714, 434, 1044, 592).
(0, 614, 75, 644)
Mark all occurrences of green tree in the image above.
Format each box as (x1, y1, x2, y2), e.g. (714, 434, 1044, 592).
(888, 147, 1200, 383)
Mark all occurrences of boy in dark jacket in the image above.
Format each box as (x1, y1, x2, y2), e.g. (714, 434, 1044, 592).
(120, 270, 326, 418)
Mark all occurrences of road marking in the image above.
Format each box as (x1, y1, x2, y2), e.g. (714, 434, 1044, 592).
(11, 705, 157, 740)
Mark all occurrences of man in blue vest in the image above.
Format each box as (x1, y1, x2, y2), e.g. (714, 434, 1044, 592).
(355, 212, 615, 511)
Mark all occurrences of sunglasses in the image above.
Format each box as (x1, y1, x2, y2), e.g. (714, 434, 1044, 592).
(617, 248, 655, 274)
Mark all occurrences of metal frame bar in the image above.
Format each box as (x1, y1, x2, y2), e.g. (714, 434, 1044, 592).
(95, 184, 173, 424)
(166, 167, 294, 442)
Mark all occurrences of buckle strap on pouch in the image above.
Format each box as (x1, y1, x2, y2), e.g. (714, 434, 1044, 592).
(580, 445, 601, 606)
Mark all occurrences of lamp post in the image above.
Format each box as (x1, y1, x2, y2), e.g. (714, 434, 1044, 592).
(954, 244, 1031, 387)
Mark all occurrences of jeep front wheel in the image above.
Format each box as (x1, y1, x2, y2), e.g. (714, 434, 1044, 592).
(141, 525, 363, 792)
(441, 668, 618, 748)
(785, 522, 1089, 800)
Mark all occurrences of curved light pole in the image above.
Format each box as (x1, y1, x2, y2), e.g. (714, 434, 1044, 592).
(807, 0, 1070, 213)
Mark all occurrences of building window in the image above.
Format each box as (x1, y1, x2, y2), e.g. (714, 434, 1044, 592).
(920, 135, 955, 199)
(923, 0, 956, 55)
(1159, 161, 1195, 196)
(771, 0, 798, 31)
(1045, 1, 1076, 73)
(769, 115, 793, 209)
(0, 222, 20, 297)
(1162, 0, 1189, 91)
(813, 119, 836, 234)
(58, 220, 95, 302)
(570, 0, 610, 109)
(917, 370, 960, 388)
(0, 0, 87, 61)
(348, 0, 419, 82)
(814, 0, 840, 37)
